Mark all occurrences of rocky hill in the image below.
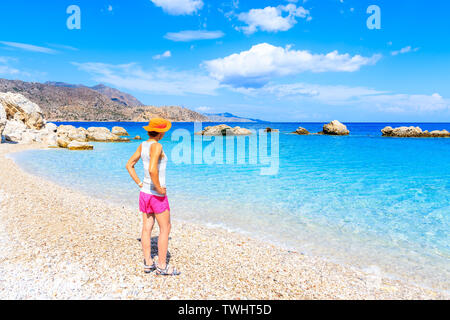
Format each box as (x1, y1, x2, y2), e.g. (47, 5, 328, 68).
(46, 82, 144, 107)
(0, 79, 208, 122)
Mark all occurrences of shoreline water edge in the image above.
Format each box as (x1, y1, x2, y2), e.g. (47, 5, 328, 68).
(0, 143, 447, 300)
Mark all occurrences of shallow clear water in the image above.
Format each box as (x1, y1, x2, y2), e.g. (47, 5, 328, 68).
(11, 122, 450, 291)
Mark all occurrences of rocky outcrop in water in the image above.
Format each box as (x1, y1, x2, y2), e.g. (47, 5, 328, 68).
(319, 120, 350, 136)
(264, 127, 279, 133)
(86, 127, 129, 142)
(292, 127, 309, 135)
(381, 126, 450, 138)
(111, 126, 129, 136)
(195, 124, 253, 136)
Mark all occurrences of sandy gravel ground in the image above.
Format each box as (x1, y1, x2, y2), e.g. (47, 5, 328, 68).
(0, 143, 447, 300)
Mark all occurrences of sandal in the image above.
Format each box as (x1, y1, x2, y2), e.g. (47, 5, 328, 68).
(156, 264, 181, 276)
(144, 259, 156, 274)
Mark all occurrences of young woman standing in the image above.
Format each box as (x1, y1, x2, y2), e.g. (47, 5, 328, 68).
(126, 118, 180, 276)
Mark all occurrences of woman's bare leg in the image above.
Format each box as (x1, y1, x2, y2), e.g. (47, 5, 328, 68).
(155, 210, 171, 268)
(142, 213, 155, 265)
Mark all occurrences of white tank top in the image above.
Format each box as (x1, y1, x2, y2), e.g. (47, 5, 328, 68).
(141, 141, 168, 197)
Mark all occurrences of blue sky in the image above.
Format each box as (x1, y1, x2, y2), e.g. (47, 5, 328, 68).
(0, 0, 449, 121)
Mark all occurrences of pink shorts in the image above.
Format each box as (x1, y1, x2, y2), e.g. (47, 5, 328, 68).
(139, 192, 170, 214)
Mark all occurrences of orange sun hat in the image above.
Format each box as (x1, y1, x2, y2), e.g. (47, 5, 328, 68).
(142, 118, 172, 133)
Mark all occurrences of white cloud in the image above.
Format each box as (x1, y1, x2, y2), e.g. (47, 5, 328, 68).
(73, 62, 219, 96)
(204, 43, 381, 87)
(391, 46, 420, 56)
(235, 82, 450, 114)
(153, 50, 172, 60)
(164, 30, 225, 42)
(150, 0, 203, 15)
(237, 4, 310, 34)
(196, 106, 212, 112)
(0, 57, 20, 75)
(0, 41, 58, 54)
(47, 43, 79, 51)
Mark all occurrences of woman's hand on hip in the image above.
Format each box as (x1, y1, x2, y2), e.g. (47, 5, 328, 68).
(157, 187, 167, 196)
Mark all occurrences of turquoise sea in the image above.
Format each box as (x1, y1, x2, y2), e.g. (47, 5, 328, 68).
(10, 122, 450, 291)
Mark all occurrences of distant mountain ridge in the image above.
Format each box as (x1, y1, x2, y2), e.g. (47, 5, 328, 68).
(45, 82, 144, 107)
(204, 112, 267, 123)
(0, 78, 208, 122)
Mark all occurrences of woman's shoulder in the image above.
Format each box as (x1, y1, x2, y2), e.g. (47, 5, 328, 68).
(150, 141, 163, 152)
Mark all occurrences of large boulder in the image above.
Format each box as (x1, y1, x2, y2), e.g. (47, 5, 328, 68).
(56, 125, 88, 142)
(381, 126, 422, 137)
(44, 123, 58, 133)
(20, 131, 39, 144)
(43, 132, 58, 148)
(320, 120, 350, 136)
(0, 92, 45, 130)
(195, 124, 253, 136)
(382, 126, 449, 138)
(111, 126, 129, 136)
(428, 130, 450, 137)
(68, 127, 88, 142)
(195, 124, 231, 136)
(57, 125, 77, 135)
(232, 126, 253, 136)
(68, 141, 94, 151)
(3, 120, 27, 142)
(292, 127, 309, 135)
(57, 137, 71, 148)
(87, 127, 122, 142)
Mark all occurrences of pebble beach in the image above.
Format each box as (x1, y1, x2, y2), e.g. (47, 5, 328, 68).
(0, 143, 447, 300)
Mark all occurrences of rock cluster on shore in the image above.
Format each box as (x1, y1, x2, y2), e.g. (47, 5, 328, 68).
(195, 124, 253, 136)
(0, 92, 55, 145)
(0, 92, 130, 150)
(55, 125, 130, 149)
(381, 126, 450, 138)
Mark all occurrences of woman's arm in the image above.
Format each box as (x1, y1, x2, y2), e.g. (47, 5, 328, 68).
(149, 142, 166, 196)
(126, 144, 143, 188)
